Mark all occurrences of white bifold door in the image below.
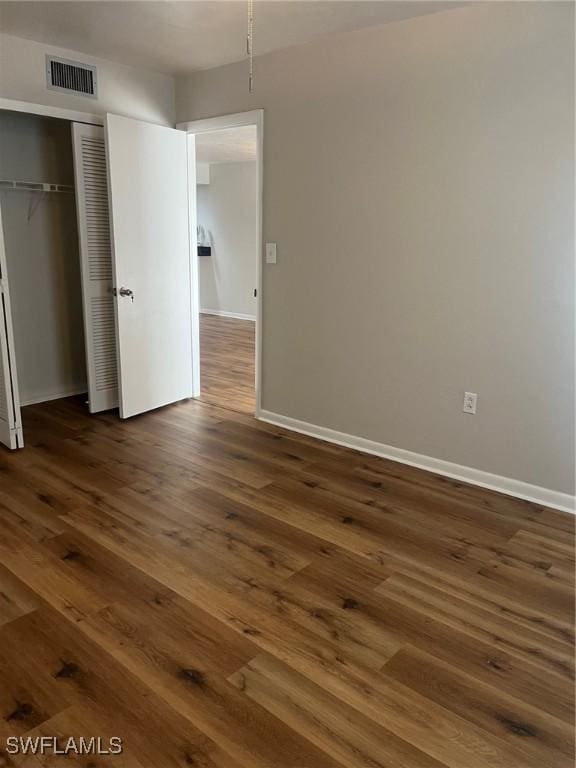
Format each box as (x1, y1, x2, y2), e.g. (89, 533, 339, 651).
(73, 114, 196, 420)
(72, 122, 119, 413)
(0, 206, 23, 449)
(105, 114, 195, 419)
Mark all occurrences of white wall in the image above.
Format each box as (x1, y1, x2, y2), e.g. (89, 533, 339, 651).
(0, 111, 87, 405)
(0, 32, 174, 125)
(197, 163, 210, 185)
(197, 162, 257, 320)
(177, 2, 575, 498)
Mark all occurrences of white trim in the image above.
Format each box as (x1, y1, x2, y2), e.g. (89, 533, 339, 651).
(0, 203, 24, 448)
(177, 111, 262, 133)
(0, 97, 103, 126)
(181, 109, 264, 417)
(200, 309, 256, 322)
(258, 410, 576, 515)
(187, 133, 201, 397)
(21, 388, 87, 407)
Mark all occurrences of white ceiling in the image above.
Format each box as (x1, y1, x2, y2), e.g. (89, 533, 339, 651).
(195, 125, 257, 164)
(0, 1, 462, 76)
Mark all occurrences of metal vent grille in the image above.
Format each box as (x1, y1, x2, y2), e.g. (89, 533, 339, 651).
(46, 55, 97, 98)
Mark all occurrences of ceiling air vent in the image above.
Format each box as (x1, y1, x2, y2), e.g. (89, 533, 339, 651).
(46, 55, 97, 98)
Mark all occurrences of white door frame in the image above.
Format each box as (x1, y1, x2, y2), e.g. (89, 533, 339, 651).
(0, 97, 102, 126)
(0, 98, 101, 450)
(177, 110, 264, 417)
(0, 205, 23, 449)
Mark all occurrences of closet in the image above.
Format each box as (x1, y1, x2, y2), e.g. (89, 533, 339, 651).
(0, 106, 197, 451)
(0, 110, 118, 448)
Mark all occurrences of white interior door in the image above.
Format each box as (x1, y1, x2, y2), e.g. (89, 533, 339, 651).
(72, 122, 119, 413)
(0, 206, 23, 449)
(105, 114, 194, 418)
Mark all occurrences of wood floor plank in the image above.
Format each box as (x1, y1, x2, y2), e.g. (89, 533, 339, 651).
(229, 654, 446, 768)
(199, 314, 255, 414)
(230, 653, 549, 768)
(376, 573, 574, 681)
(2, 545, 110, 624)
(0, 609, 246, 768)
(79, 607, 344, 768)
(382, 646, 574, 765)
(0, 564, 40, 628)
(303, 456, 522, 540)
(25, 706, 150, 768)
(289, 560, 575, 723)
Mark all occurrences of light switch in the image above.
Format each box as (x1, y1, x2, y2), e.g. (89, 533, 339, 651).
(265, 242, 277, 264)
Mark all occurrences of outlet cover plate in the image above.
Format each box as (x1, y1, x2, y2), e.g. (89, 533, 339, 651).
(463, 392, 478, 414)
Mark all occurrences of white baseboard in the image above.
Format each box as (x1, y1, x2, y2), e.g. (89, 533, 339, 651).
(201, 309, 256, 322)
(258, 410, 575, 515)
(21, 388, 87, 407)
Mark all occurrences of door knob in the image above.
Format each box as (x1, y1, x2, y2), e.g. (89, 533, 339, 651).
(118, 287, 134, 301)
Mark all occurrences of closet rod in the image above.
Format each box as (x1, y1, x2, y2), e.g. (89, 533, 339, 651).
(0, 180, 74, 193)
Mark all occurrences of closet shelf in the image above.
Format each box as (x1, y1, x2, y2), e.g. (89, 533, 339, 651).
(0, 180, 75, 193)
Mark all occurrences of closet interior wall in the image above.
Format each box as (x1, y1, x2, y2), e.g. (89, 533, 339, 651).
(0, 111, 87, 405)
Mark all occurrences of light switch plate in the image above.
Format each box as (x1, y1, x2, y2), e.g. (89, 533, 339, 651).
(265, 242, 277, 264)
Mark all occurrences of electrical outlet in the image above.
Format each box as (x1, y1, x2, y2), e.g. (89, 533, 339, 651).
(462, 392, 478, 414)
(265, 242, 277, 264)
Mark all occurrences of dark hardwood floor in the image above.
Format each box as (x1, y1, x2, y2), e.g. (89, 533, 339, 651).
(199, 314, 255, 414)
(0, 393, 574, 767)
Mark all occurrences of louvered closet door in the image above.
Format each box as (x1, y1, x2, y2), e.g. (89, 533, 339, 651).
(72, 123, 118, 412)
(0, 205, 23, 449)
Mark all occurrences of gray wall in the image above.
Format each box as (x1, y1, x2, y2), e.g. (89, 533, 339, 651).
(177, 2, 575, 495)
(0, 111, 87, 404)
(198, 161, 257, 319)
(0, 32, 175, 125)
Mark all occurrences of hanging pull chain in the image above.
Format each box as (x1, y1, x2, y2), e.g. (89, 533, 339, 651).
(247, 0, 254, 93)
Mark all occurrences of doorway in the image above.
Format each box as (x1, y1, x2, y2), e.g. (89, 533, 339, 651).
(0, 104, 263, 451)
(184, 112, 263, 417)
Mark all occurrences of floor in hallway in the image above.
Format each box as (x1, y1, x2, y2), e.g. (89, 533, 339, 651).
(199, 313, 255, 414)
